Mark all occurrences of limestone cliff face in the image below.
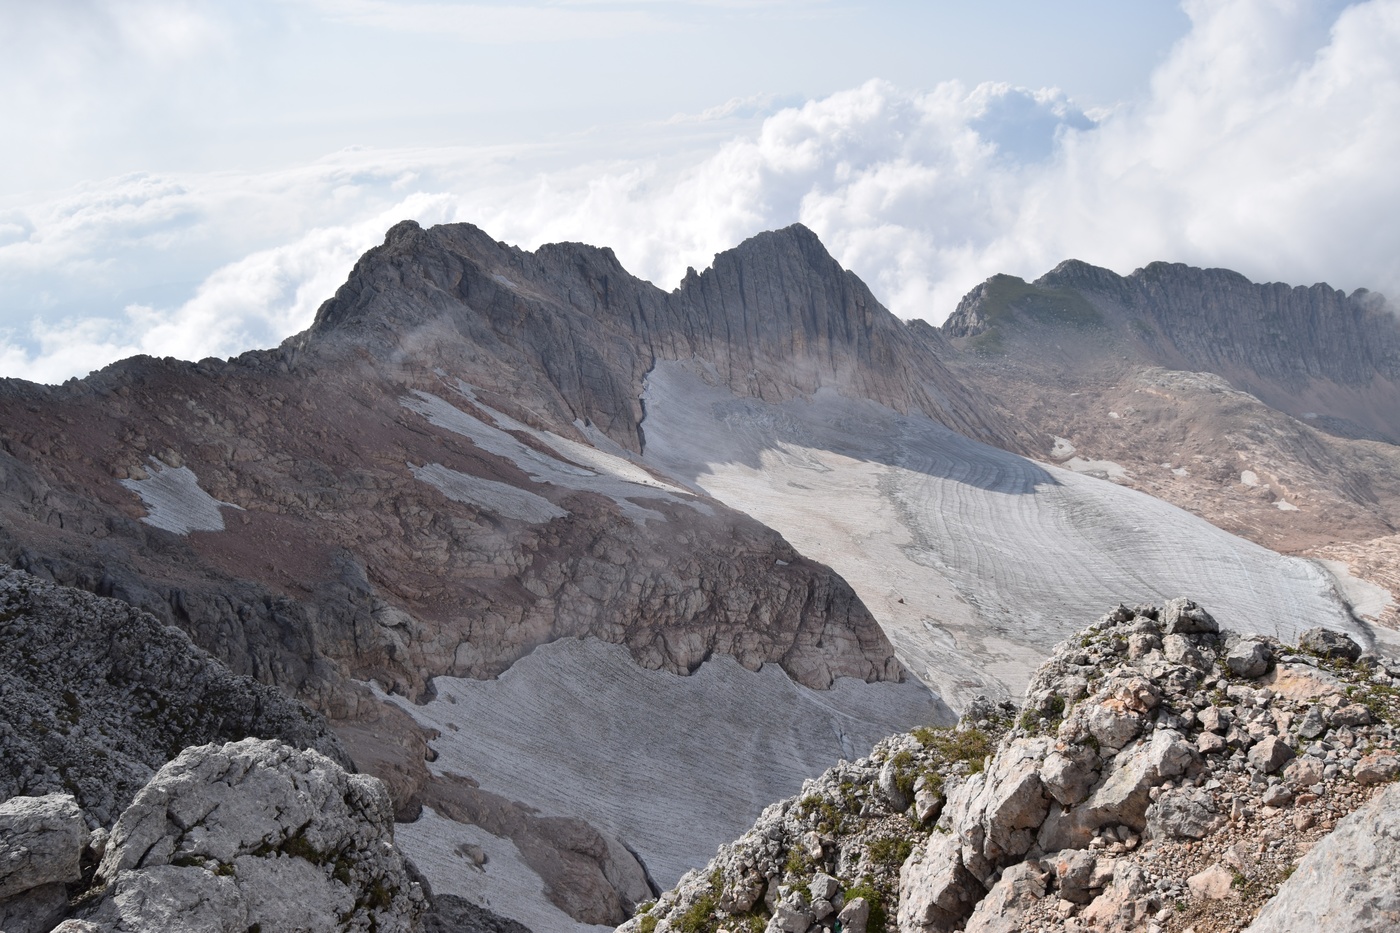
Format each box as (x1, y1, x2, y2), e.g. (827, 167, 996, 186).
(299, 221, 1014, 452)
(945, 259, 1400, 444)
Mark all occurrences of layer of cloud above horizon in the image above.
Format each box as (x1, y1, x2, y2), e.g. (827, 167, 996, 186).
(2, 0, 1398, 383)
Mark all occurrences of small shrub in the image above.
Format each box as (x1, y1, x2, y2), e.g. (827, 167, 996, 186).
(868, 835, 914, 869)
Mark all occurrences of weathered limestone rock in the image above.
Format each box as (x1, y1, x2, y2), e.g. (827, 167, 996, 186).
(1226, 639, 1274, 678)
(1298, 627, 1363, 662)
(897, 833, 983, 933)
(1038, 730, 1196, 852)
(1050, 848, 1101, 904)
(1247, 735, 1295, 775)
(0, 794, 88, 900)
(1354, 752, 1400, 785)
(1161, 598, 1218, 635)
(1040, 748, 1100, 807)
(1188, 863, 1235, 900)
(950, 737, 1052, 881)
(1145, 786, 1219, 841)
(836, 895, 870, 933)
(962, 860, 1048, 933)
(1245, 783, 1400, 932)
(1163, 633, 1207, 669)
(80, 738, 425, 933)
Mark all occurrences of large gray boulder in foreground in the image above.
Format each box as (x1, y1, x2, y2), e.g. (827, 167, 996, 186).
(1245, 782, 1400, 933)
(0, 793, 90, 933)
(78, 738, 425, 933)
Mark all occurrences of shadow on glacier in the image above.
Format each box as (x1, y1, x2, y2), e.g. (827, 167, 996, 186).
(641, 365, 1059, 496)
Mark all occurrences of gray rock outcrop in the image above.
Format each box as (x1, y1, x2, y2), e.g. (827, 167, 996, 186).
(617, 603, 1400, 933)
(0, 794, 90, 933)
(76, 738, 425, 932)
(1244, 782, 1400, 933)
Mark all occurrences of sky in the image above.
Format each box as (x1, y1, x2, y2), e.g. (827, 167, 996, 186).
(2, 0, 1397, 383)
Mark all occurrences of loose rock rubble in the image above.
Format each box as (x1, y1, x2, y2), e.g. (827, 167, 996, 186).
(617, 600, 1400, 933)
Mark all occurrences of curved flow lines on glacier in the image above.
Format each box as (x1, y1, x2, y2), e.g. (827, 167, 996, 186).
(639, 360, 1362, 710)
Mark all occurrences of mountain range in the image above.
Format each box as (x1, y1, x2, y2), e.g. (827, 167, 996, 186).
(0, 220, 1397, 932)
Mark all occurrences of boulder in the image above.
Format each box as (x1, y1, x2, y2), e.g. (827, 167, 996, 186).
(962, 860, 1048, 933)
(0, 793, 89, 900)
(1247, 736, 1295, 775)
(79, 738, 425, 933)
(1163, 634, 1206, 669)
(1145, 786, 1219, 841)
(1298, 628, 1362, 662)
(1188, 864, 1235, 900)
(1226, 639, 1273, 678)
(1354, 753, 1400, 786)
(1038, 730, 1196, 852)
(954, 738, 1051, 874)
(1245, 783, 1400, 932)
(897, 832, 983, 933)
(1161, 599, 1218, 635)
(1040, 748, 1100, 807)
(836, 896, 870, 933)
(1050, 848, 1100, 904)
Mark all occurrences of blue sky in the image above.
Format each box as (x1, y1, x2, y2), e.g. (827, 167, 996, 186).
(3, 0, 1396, 382)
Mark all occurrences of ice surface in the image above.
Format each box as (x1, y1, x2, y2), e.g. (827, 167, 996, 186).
(1317, 559, 1394, 621)
(382, 637, 945, 889)
(119, 460, 241, 535)
(394, 806, 609, 933)
(640, 360, 1367, 709)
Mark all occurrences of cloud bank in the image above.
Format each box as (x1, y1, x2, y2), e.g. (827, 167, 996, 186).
(3, 0, 1398, 383)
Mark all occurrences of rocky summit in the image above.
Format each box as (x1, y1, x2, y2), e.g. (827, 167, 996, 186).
(624, 600, 1400, 933)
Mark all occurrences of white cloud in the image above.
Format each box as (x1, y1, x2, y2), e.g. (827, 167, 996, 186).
(297, 0, 666, 42)
(4, 0, 1399, 384)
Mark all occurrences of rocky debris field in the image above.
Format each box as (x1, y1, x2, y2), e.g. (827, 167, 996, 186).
(621, 599, 1400, 933)
(0, 566, 349, 827)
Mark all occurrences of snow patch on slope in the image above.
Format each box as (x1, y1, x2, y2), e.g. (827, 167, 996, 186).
(402, 388, 706, 523)
(1317, 558, 1395, 623)
(409, 462, 567, 524)
(380, 637, 945, 890)
(119, 460, 241, 534)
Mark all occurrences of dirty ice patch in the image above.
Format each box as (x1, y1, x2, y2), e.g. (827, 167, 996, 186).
(1050, 436, 1076, 460)
(1316, 559, 1395, 622)
(119, 460, 241, 534)
(394, 807, 608, 933)
(1276, 501, 1300, 511)
(403, 390, 594, 480)
(410, 462, 566, 524)
(1059, 456, 1131, 481)
(452, 381, 696, 499)
(403, 388, 704, 523)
